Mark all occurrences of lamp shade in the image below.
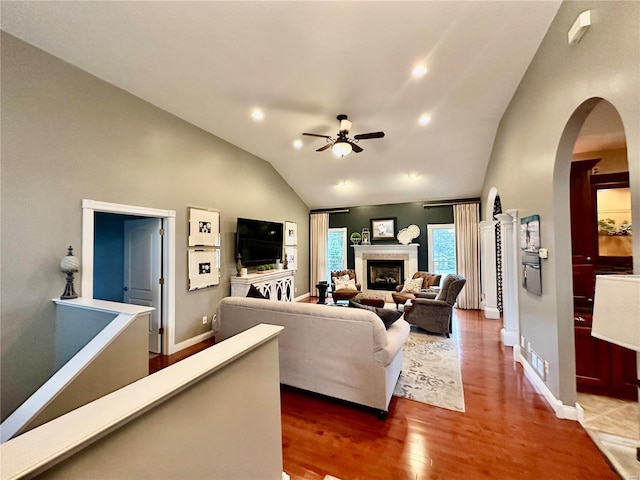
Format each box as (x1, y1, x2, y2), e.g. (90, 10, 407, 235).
(591, 275, 640, 352)
(332, 141, 352, 158)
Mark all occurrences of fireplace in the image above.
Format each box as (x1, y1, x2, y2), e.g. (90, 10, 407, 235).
(367, 259, 404, 291)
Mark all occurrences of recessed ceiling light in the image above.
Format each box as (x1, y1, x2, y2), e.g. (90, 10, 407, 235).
(418, 114, 431, 126)
(336, 180, 348, 188)
(412, 64, 428, 77)
(408, 173, 418, 181)
(292, 139, 303, 149)
(251, 109, 264, 121)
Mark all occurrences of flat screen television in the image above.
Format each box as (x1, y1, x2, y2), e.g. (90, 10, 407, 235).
(236, 218, 283, 267)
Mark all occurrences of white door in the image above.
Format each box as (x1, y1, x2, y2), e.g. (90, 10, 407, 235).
(124, 218, 162, 353)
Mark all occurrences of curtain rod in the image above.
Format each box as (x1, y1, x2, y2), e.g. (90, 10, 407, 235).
(423, 198, 480, 208)
(310, 208, 350, 214)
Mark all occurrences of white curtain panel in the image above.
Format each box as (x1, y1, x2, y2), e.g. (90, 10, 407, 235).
(454, 202, 481, 309)
(310, 213, 329, 291)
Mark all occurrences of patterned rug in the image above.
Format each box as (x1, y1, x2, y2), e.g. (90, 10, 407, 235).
(393, 326, 466, 412)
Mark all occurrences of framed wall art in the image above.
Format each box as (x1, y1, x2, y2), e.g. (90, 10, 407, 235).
(285, 221, 298, 246)
(188, 249, 220, 291)
(188, 207, 220, 247)
(520, 214, 542, 295)
(370, 217, 396, 240)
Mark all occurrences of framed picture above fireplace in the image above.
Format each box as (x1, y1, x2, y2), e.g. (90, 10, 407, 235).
(370, 218, 396, 241)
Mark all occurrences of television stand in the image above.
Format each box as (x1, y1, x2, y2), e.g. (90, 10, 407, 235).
(230, 269, 295, 301)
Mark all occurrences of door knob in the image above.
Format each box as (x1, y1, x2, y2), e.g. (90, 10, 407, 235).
(123, 286, 129, 291)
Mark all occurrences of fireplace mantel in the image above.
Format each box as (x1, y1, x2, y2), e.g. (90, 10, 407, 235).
(353, 244, 419, 291)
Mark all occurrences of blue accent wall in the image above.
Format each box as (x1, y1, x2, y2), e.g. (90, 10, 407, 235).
(93, 213, 146, 302)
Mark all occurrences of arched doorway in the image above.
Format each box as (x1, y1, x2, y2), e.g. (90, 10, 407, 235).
(558, 98, 636, 440)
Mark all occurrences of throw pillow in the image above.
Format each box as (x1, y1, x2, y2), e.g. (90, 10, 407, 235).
(246, 284, 266, 299)
(401, 277, 423, 293)
(334, 279, 357, 291)
(348, 300, 403, 328)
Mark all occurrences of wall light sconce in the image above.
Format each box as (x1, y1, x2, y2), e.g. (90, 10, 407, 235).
(568, 10, 591, 45)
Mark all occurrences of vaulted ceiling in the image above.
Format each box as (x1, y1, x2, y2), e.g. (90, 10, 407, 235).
(1, 1, 566, 209)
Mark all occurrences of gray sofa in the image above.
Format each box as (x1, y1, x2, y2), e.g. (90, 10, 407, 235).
(214, 297, 410, 416)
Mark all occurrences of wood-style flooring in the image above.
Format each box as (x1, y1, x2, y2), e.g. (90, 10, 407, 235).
(149, 299, 619, 479)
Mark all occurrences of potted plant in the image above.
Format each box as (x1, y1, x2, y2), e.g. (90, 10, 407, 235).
(350, 232, 362, 246)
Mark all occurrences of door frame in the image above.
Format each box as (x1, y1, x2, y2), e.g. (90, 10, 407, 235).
(82, 199, 177, 354)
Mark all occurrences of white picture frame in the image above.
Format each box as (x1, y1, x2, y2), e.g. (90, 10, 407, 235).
(285, 246, 297, 270)
(188, 207, 220, 247)
(285, 221, 297, 246)
(188, 249, 220, 290)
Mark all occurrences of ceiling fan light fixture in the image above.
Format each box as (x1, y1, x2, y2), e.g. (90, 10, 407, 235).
(412, 64, 428, 77)
(332, 141, 352, 158)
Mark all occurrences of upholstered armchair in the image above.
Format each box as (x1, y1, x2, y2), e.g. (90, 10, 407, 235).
(391, 272, 442, 309)
(403, 274, 466, 337)
(330, 269, 362, 302)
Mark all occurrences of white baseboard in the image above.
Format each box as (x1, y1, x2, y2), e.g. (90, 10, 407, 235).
(294, 292, 310, 302)
(482, 306, 500, 319)
(515, 347, 581, 421)
(170, 330, 215, 355)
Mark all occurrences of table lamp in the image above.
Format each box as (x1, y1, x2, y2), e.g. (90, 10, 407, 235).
(591, 274, 640, 461)
(60, 245, 80, 299)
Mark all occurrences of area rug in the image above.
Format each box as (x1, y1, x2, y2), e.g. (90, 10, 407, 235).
(393, 326, 466, 412)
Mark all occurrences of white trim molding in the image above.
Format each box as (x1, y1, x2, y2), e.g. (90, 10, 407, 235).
(81, 199, 179, 354)
(514, 345, 581, 421)
(495, 210, 520, 346)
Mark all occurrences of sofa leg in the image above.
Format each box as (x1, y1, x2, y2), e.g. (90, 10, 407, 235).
(376, 410, 388, 420)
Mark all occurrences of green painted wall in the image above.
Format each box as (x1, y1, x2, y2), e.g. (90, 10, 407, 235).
(327, 202, 454, 270)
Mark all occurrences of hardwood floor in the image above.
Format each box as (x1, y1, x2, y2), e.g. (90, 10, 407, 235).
(150, 300, 618, 479)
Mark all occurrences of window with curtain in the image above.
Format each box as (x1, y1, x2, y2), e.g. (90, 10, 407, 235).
(427, 224, 457, 275)
(327, 227, 347, 282)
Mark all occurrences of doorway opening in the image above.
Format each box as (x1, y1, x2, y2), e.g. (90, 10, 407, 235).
(81, 199, 177, 355)
(563, 99, 637, 440)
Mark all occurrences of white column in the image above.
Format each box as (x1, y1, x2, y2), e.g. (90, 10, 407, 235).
(496, 210, 519, 346)
(480, 220, 500, 319)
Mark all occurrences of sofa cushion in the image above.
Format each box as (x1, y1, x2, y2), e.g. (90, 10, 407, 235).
(246, 284, 266, 299)
(335, 278, 358, 291)
(348, 300, 403, 328)
(401, 277, 423, 293)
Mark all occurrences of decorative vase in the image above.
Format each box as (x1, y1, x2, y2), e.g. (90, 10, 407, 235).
(236, 253, 243, 277)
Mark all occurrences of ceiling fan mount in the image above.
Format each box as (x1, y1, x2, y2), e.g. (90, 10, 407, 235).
(302, 114, 384, 157)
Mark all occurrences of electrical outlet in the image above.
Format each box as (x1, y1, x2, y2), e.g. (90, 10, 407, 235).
(202, 315, 208, 325)
(520, 335, 526, 348)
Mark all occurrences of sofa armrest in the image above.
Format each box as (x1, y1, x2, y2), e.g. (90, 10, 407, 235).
(413, 298, 450, 308)
(395, 285, 404, 292)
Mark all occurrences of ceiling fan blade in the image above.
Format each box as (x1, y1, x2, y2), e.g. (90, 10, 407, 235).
(303, 132, 332, 139)
(350, 142, 363, 153)
(353, 131, 385, 140)
(316, 143, 333, 152)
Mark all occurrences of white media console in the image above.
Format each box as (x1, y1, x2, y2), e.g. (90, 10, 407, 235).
(230, 269, 295, 301)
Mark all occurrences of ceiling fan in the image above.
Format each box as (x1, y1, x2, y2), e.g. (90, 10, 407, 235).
(302, 114, 385, 157)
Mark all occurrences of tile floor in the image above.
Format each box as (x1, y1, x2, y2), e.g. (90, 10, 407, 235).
(578, 392, 639, 440)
